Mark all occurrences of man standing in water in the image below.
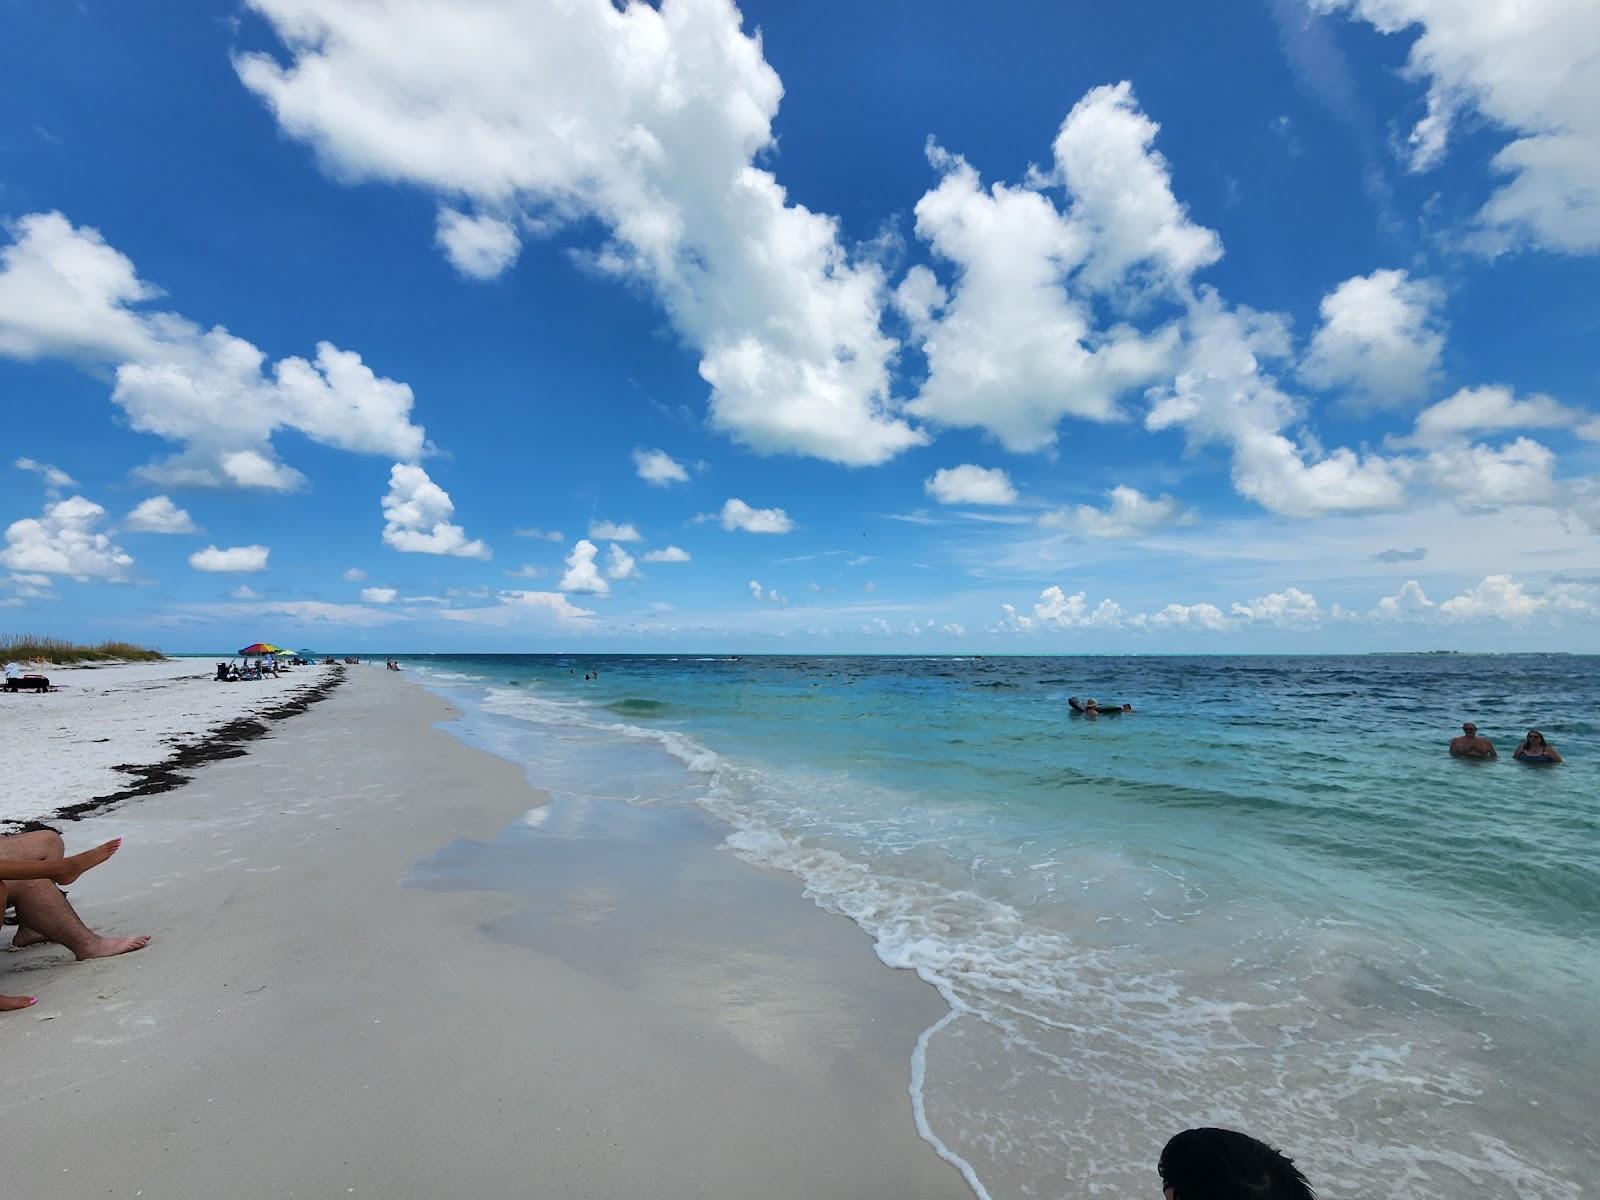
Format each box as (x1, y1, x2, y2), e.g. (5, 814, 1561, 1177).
(1449, 722, 1497, 759)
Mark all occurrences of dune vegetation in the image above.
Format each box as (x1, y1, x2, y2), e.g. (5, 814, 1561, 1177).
(0, 635, 165, 664)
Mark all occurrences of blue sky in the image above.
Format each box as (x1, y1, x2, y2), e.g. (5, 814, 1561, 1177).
(2, 0, 1597, 652)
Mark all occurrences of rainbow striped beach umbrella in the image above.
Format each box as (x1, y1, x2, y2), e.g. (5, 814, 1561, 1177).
(237, 642, 284, 656)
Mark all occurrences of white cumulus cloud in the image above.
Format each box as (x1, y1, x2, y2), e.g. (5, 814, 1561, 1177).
(1399, 385, 1591, 447)
(643, 545, 691, 563)
(1373, 579, 1436, 619)
(1315, 0, 1600, 255)
(999, 587, 1128, 632)
(746, 579, 784, 603)
(1, 494, 133, 581)
(1148, 290, 1408, 517)
(1300, 269, 1444, 405)
(381, 463, 490, 559)
(605, 543, 638, 580)
(1230, 587, 1323, 627)
(0, 212, 428, 489)
(1438, 574, 1544, 620)
(1372, 575, 1599, 621)
(900, 85, 1409, 521)
(434, 208, 521, 280)
(360, 586, 399, 604)
(0, 211, 154, 362)
(559, 539, 609, 595)
(719, 497, 793, 534)
(237, 0, 922, 466)
(633, 448, 690, 487)
(898, 83, 1203, 452)
(190, 544, 270, 573)
(124, 495, 197, 534)
(924, 465, 1018, 506)
(1143, 602, 1230, 631)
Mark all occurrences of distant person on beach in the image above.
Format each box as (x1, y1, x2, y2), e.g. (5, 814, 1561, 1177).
(1513, 730, 1563, 765)
(0, 831, 150, 1012)
(1158, 1127, 1315, 1200)
(1449, 722, 1497, 759)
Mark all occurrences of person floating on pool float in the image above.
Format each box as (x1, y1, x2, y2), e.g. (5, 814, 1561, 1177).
(1513, 730, 1562, 764)
(1068, 697, 1133, 717)
(1448, 722, 1497, 759)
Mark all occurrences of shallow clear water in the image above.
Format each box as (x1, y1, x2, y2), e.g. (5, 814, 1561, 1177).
(408, 653, 1597, 1199)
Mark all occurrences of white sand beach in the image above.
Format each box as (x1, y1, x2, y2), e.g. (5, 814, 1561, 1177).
(0, 658, 340, 828)
(1, 664, 970, 1198)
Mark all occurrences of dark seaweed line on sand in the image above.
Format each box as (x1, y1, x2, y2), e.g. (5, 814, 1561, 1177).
(44, 666, 347, 826)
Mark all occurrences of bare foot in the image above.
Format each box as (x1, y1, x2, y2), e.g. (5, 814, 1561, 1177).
(53, 838, 122, 885)
(74, 934, 151, 961)
(1, 992, 38, 1011)
(11, 927, 48, 949)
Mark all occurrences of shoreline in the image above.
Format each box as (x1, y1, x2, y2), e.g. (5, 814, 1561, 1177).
(2, 662, 971, 1198)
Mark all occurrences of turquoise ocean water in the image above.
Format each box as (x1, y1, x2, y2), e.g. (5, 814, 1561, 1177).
(407, 653, 1596, 1199)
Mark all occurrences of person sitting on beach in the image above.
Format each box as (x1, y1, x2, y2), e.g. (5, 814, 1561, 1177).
(1448, 722, 1496, 759)
(1513, 730, 1563, 765)
(1158, 1127, 1315, 1200)
(1, 832, 149, 1012)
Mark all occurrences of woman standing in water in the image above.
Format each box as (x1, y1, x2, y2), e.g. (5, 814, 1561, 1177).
(1513, 730, 1563, 764)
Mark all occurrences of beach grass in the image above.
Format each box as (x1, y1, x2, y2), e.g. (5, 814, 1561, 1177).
(0, 634, 165, 664)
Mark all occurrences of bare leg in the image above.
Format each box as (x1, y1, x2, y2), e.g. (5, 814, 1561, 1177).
(0, 838, 122, 884)
(5, 879, 150, 959)
(1, 830, 65, 946)
(0, 831, 147, 958)
(0, 882, 37, 1011)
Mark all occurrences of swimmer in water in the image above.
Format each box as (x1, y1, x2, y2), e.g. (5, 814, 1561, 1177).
(1068, 697, 1131, 717)
(1448, 722, 1497, 759)
(1512, 730, 1562, 764)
